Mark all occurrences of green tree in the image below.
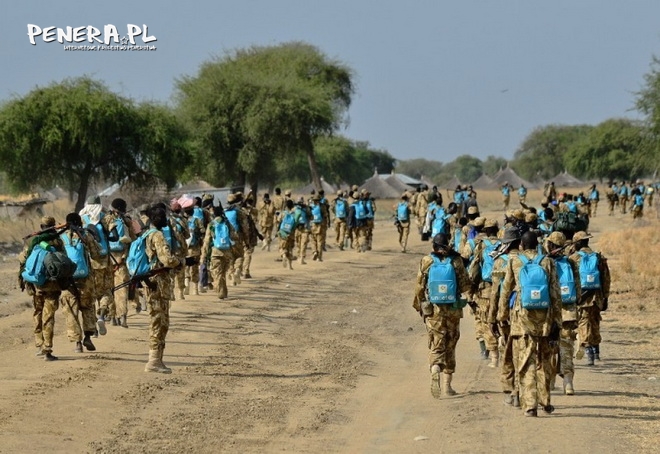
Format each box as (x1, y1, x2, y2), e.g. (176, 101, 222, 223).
(564, 118, 649, 181)
(511, 124, 593, 181)
(442, 155, 483, 184)
(0, 77, 190, 211)
(176, 42, 354, 191)
(395, 159, 444, 180)
(482, 155, 508, 176)
(635, 55, 660, 172)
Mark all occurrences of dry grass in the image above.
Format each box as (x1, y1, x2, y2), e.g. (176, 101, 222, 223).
(0, 199, 73, 245)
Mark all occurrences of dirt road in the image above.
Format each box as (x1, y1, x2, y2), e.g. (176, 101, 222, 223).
(0, 209, 658, 453)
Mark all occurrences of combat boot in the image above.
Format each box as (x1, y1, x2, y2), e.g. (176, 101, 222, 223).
(512, 393, 520, 407)
(479, 340, 488, 360)
(120, 314, 128, 329)
(75, 341, 83, 353)
(198, 282, 206, 293)
(586, 346, 595, 366)
(563, 373, 575, 395)
(441, 373, 456, 396)
(430, 365, 442, 399)
(183, 278, 190, 295)
(177, 288, 185, 300)
(299, 257, 306, 265)
(233, 270, 241, 285)
(83, 332, 96, 351)
(112, 317, 119, 326)
(97, 309, 107, 336)
(488, 350, 499, 368)
(144, 349, 172, 374)
(191, 283, 199, 296)
(288, 258, 294, 270)
(594, 344, 600, 361)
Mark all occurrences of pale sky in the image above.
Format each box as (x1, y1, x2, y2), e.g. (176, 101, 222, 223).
(2, 1, 660, 162)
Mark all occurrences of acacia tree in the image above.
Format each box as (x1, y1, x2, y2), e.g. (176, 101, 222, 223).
(0, 77, 190, 211)
(176, 42, 354, 191)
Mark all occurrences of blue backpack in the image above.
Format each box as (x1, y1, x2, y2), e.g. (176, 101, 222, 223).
(453, 228, 462, 252)
(187, 217, 199, 247)
(335, 199, 347, 219)
(518, 187, 527, 196)
(480, 239, 498, 283)
(566, 201, 578, 213)
(634, 194, 644, 207)
(225, 207, 239, 231)
(518, 254, 550, 310)
(554, 256, 577, 304)
(311, 204, 323, 224)
(162, 225, 177, 251)
(502, 186, 510, 196)
(427, 255, 458, 304)
(108, 216, 126, 252)
(578, 251, 601, 290)
(279, 211, 296, 237)
(21, 244, 53, 286)
(81, 214, 109, 256)
(193, 206, 205, 221)
(61, 234, 90, 279)
(213, 220, 233, 250)
(365, 200, 374, 218)
(397, 202, 409, 222)
(127, 229, 157, 278)
(295, 206, 308, 226)
(354, 201, 367, 220)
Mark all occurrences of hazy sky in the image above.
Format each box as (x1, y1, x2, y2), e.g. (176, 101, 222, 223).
(3, 1, 660, 162)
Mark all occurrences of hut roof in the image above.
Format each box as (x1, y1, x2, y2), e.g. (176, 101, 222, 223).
(380, 172, 422, 187)
(295, 178, 337, 195)
(491, 166, 536, 189)
(442, 176, 463, 190)
(384, 174, 414, 193)
(549, 171, 585, 188)
(359, 171, 402, 198)
(470, 174, 498, 190)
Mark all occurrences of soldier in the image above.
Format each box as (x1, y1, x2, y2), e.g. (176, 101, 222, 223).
(488, 227, 522, 407)
(168, 201, 190, 300)
(570, 231, 610, 366)
(201, 205, 237, 300)
(277, 199, 296, 269)
(309, 194, 326, 261)
(240, 196, 260, 279)
(364, 191, 376, 251)
(546, 181, 557, 203)
(224, 192, 251, 285)
(395, 193, 411, 253)
(317, 189, 331, 252)
(331, 190, 348, 250)
(258, 193, 276, 251)
(272, 188, 285, 214)
(619, 181, 630, 214)
(518, 184, 528, 205)
(468, 218, 501, 367)
(631, 188, 645, 219)
(412, 233, 471, 398)
(499, 231, 562, 417)
(409, 187, 421, 221)
(588, 184, 600, 217)
(501, 182, 512, 211)
(544, 231, 580, 395)
(138, 206, 184, 373)
(294, 197, 311, 264)
(104, 198, 137, 328)
(415, 184, 430, 235)
(19, 216, 65, 361)
(59, 213, 103, 353)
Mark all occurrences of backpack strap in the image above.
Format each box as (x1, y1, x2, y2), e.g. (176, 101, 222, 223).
(532, 254, 545, 265)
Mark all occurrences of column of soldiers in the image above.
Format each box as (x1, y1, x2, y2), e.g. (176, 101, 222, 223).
(412, 193, 611, 418)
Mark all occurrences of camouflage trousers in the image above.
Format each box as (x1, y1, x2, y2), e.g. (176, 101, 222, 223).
(295, 229, 310, 259)
(311, 224, 324, 260)
(320, 223, 328, 251)
(578, 305, 602, 347)
(502, 196, 510, 211)
(241, 246, 255, 276)
(260, 224, 274, 247)
(398, 221, 410, 251)
(33, 290, 60, 353)
(93, 266, 115, 318)
(353, 226, 368, 252)
(632, 205, 643, 219)
(185, 255, 200, 286)
(590, 200, 598, 217)
(145, 276, 171, 350)
(500, 326, 517, 393)
(61, 279, 97, 342)
(113, 263, 133, 317)
(476, 296, 498, 351)
(229, 243, 245, 277)
(513, 335, 554, 411)
(334, 219, 347, 248)
(559, 324, 577, 376)
(620, 197, 628, 214)
(365, 219, 374, 249)
(210, 254, 232, 299)
(278, 234, 295, 261)
(425, 307, 462, 374)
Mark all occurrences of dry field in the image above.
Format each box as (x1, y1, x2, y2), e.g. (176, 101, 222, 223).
(0, 187, 658, 453)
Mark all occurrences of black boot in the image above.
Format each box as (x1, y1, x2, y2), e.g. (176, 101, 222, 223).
(120, 314, 128, 328)
(594, 344, 600, 361)
(82, 332, 96, 351)
(586, 346, 595, 366)
(479, 340, 488, 360)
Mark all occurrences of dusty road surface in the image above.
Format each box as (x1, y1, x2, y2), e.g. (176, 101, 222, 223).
(0, 208, 658, 453)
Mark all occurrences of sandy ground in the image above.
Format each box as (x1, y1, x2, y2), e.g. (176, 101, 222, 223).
(0, 207, 658, 453)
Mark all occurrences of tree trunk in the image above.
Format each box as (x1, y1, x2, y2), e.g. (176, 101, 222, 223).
(74, 160, 93, 212)
(304, 136, 322, 191)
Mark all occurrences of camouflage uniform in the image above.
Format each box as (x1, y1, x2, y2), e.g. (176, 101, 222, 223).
(201, 216, 237, 299)
(415, 190, 429, 234)
(225, 204, 251, 284)
(59, 229, 102, 347)
(103, 211, 137, 322)
(499, 249, 563, 414)
(276, 209, 296, 268)
(241, 205, 259, 277)
(569, 247, 610, 349)
(258, 200, 275, 251)
(294, 205, 311, 263)
(395, 200, 411, 252)
(413, 253, 471, 373)
(185, 215, 205, 294)
(330, 195, 348, 250)
(469, 234, 500, 359)
(19, 233, 65, 357)
(168, 213, 189, 299)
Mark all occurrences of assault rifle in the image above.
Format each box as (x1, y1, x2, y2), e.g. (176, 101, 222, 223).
(111, 267, 172, 300)
(23, 223, 68, 241)
(391, 215, 403, 236)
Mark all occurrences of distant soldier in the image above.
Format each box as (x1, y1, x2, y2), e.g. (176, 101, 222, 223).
(518, 184, 528, 205)
(618, 181, 630, 214)
(412, 233, 471, 398)
(631, 188, 645, 220)
(588, 184, 600, 217)
(224, 192, 251, 285)
(272, 188, 285, 214)
(416, 184, 430, 234)
(201, 205, 238, 300)
(277, 199, 296, 269)
(499, 231, 562, 417)
(395, 193, 411, 253)
(258, 193, 276, 252)
(309, 195, 326, 261)
(241, 196, 261, 279)
(570, 231, 610, 366)
(294, 197, 312, 264)
(331, 190, 348, 250)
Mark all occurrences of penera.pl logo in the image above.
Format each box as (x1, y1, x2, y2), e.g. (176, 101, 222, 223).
(27, 24, 157, 51)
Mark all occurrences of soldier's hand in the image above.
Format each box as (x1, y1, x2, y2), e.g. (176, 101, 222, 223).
(601, 298, 608, 312)
(549, 321, 560, 342)
(490, 322, 500, 339)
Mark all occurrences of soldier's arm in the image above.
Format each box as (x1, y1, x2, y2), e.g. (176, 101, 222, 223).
(453, 255, 472, 295)
(488, 267, 502, 323)
(152, 232, 182, 269)
(412, 257, 432, 312)
(83, 233, 102, 261)
(545, 259, 563, 327)
(200, 223, 214, 263)
(498, 260, 515, 322)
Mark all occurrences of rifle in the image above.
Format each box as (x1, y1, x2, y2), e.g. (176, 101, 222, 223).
(391, 215, 403, 235)
(23, 223, 68, 241)
(111, 267, 172, 299)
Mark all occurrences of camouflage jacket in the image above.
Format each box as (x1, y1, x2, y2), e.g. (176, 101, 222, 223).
(568, 246, 610, 309)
